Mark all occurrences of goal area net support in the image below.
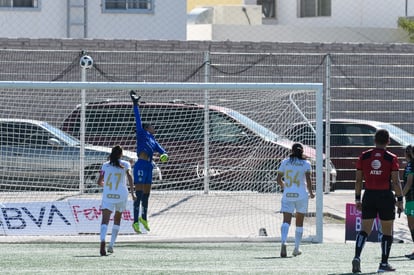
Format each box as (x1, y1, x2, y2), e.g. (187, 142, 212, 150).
(0, 81, 325, 243)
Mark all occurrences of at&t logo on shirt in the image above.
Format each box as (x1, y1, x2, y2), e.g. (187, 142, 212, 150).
(370, 159, 383, 175)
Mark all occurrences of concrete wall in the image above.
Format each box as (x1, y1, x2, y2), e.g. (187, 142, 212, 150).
(1, 38, 414, 54)
(205, 25, 410, 43)
(0, 1, 187, 40)
(274, 0, 413, 29)
(187, 0, 412, 43)
(212, 5, 262, 25)
(187, 0, 243, 12)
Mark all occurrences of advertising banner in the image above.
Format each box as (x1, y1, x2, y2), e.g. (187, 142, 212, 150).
(68, 199, 137, 234)
(345, 203, 382, 242)
(0, 201, 77, 235)
(0, 199, 145, 235)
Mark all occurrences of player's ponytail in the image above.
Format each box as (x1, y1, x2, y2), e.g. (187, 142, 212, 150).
(109, 145, 125, 168)
(289, 143, 305, 161)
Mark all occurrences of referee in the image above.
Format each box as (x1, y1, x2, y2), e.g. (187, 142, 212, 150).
(351, 129, 404, 273)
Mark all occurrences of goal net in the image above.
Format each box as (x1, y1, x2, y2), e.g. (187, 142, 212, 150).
(0, 80, 325, 243)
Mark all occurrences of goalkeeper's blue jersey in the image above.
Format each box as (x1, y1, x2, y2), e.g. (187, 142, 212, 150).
(133, 104, 166, 161)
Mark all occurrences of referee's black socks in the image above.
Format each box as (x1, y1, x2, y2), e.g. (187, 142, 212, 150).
(381, 235, 393, 264)
(355, 231, 368, 259)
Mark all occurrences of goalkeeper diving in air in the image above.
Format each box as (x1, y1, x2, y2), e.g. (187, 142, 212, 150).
(130, 90, 168, 234)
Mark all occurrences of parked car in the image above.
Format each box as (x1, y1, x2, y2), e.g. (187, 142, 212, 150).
(0, 118, 143, 192)
(284, 119, 414, 189)
(61, 100, 336, 192)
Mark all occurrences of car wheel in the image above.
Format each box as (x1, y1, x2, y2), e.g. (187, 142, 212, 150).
(84, 167, 102, 193)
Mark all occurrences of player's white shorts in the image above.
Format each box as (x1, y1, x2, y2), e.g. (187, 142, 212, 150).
(101, 200, 127, 213)
(280, 197, 309, 214)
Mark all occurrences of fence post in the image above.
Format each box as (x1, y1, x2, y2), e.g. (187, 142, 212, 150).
(79, 57, 86, 193)
(325, 54, 332, 194)
(203, 51, 210, 194)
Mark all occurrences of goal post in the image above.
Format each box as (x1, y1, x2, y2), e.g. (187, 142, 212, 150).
(0, 81, 325, 243)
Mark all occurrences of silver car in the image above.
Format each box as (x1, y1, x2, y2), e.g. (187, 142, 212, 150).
(0, 118, 145, 192)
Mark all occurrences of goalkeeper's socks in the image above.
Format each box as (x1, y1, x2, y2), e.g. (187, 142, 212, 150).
(141, 193, 150, 221)
(133, 190, 144, 223)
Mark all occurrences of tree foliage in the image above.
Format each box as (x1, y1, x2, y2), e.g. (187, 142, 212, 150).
(398, 17, 414, 42)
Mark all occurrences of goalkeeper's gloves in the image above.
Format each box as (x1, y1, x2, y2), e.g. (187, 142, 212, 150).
(160, 153, 169, 163)
(130, 90, 141, 105)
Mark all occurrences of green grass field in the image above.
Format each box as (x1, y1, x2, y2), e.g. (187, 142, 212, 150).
(1, 241, 414, 274)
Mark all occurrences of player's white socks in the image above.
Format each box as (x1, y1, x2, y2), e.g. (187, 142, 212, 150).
(110, 225, 120, 247)
(281, 222, 290, 244)
(295, 227, 303, 250)
(100, 224, 108, 242)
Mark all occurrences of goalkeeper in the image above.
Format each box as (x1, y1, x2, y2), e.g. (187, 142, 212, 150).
(130, 90, 168, 234)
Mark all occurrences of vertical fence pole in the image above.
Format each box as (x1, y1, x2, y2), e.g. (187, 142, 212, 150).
(203, 51, 210, 194)
(79, 63, 86, 193)
(324, 54, 332, 194)
(316, 84, 324, 243)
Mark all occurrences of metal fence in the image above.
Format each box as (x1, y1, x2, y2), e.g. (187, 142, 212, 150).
(1, 49, 414, 189)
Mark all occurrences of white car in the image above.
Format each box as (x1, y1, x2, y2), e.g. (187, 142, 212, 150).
(0, 118, 156, 192)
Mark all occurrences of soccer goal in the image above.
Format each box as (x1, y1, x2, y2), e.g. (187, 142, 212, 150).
(0, 80, 325, 243)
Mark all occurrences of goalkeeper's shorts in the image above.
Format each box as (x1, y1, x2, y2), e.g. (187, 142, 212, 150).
(133, 159, 153, 184)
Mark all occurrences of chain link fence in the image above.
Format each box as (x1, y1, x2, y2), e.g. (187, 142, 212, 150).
(0, 49, 414, 189)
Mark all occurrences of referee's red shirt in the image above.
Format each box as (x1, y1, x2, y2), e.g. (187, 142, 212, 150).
(356, 148, 399, 190)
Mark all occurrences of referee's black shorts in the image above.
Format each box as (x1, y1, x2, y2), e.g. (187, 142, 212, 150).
(361, 190, 395, 220)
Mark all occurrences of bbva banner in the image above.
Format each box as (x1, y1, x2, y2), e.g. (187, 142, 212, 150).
(345, 203, 382, 242)
(0, 199, 146, 236)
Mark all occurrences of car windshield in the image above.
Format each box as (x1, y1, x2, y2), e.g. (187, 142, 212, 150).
(378, 123, 414, 146)
(226, 110, 279, 142)
(41, 122, 81, 146)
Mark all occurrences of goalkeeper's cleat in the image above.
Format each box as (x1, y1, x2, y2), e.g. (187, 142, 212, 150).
(100, 241, 107, 256)
(352, 257, 361, 273)
(130, 90, 141, 105)
(280, 243, 287, 258)
(292, 248, 302, 257)
(139, 217, 150, 231)
(132, 222, 141, 234)
(107, 246, 113, 254)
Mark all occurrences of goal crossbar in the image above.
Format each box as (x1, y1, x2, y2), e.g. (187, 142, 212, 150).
(0, 81, 323, 91)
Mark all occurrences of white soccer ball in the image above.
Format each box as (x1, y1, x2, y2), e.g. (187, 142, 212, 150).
(79, 55, 94, 69)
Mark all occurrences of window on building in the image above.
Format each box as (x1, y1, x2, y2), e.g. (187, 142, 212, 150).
(0, 0, 38, 7)
(104, 0, 152, 11)
(299, 0, 331, 17)
(257, 0, 276, 19)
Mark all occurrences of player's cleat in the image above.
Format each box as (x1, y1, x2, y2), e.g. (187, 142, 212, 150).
(139, 217, 150, 231)
(130, 90, 141, 105)
(280, 243, 287, 258)
(132, 222, 141, 234)
(107, 246, 113, 254)
(352, 257, 361, 273)
(292, 248, 302, 256)
(377, 263, 396, 273)
(100, 241, 107, 256)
